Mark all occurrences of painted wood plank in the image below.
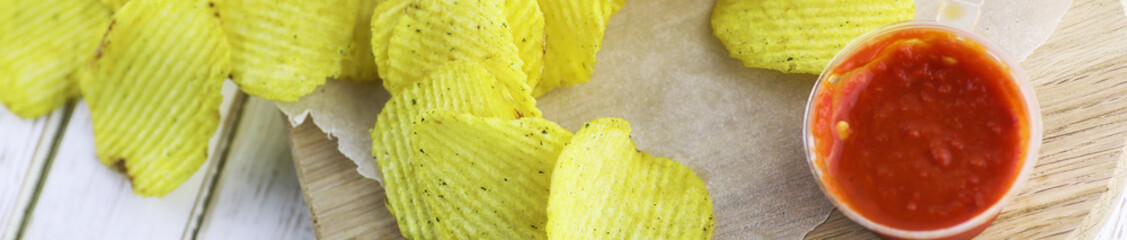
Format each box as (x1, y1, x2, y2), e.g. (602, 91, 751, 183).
(195, 97, 314, 240)
(18, 82, 242, 239)
(0, 106, 67, 240)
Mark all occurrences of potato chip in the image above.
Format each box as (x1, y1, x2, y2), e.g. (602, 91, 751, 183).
(411, 110, 572, 239)
(711, 0, 914, 74)
(101, 0, 129, 10)
(339, 0, 381, 82)
(548, 118, 715, 239)
(534, 0, 624, 96)
(369, 0, 408, 83)
(80, 0, 229, 196)
(505, 0, 546, 89)
(372, 0, 544, 88)
(219, 0, 359, 101)
(383, 0, 535, 101)
(371, 60, 540, 239)
(0, 0, 110, 118)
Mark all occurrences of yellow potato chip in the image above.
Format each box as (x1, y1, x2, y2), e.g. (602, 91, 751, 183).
(101, 0, 129, 10)
(0, 0, 111, 118)
(534, 0, 624, 96)
(80, 0, 229, 196)
(548, 118, 715, 239)
(369, 0, 408, 83)
(371, 60, 540, 239)
(384, 0, 535, 101)
(711, 0, 914, 74)
(411, 110, 572, 239)
(339, 0, 381, 82)
(505, 0, 546, 89)
(219, 0, 359, 101)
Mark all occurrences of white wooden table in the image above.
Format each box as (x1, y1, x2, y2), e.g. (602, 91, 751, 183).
(0, 81, 314, 240)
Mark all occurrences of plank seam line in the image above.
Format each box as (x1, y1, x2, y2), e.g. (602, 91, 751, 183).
(184, 92, 249, 240)
(13, 101, 76, 240)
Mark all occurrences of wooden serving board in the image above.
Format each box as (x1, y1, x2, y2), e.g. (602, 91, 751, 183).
(290, 0, 1127, 239)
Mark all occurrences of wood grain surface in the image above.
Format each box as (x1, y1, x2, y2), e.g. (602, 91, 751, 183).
(290, 121, 403, 240)
(290, 0, 1127, 239)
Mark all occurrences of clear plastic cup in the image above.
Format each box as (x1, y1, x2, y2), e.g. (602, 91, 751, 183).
(801, 1, 1043, 239)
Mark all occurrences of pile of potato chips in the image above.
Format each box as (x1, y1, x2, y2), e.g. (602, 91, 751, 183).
(366, 0, 715, 238)
(4, 0, 716, 236)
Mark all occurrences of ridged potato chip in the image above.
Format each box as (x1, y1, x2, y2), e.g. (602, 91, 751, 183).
(339, 0, 381, 82)
(372, 0, 545, 89)
(505, 0, 546, 90)
(548, 118, 715, 239)
(384, 0, 534, 100)
(80, 0, 229, 196)
(412, 110, 572, 239)
(0, 0, 111, 118)
(711, 0, 914, 74)
(369, 0, 408, 84)
(534, 0, 624, 96)
(371, 60, 539, 239)
(219, 0, 359, 101)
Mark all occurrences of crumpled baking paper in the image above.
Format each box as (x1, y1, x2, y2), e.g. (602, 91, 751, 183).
(275, 0, 1069, 238)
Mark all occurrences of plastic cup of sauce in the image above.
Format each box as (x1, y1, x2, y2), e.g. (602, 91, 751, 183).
(802, 0, 1042, 239)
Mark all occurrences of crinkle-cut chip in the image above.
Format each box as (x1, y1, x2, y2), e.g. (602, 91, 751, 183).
(80, 0, 229, 197)
(370, 0, 408, 83)
(372, 0, 543, 92)
(411, 110, 572, 240)
(101, 0, 129, 10)
(533, 0, 624, 96)
(385, 0, 537, 111)
(371, 60, 539, 239)
(0, 0, 110, 118)
(505, 0, 546, 89)
(548, 118, 715, 239)
(339, 0, 381, 82)
(219, 0, 359, 101)
(711, 0, 913, 74)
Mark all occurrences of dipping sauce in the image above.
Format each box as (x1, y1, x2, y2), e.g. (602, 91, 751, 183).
(809, 28, 1030, 231)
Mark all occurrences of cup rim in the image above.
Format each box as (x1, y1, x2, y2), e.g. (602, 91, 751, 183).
(801, 21, 1043, 239)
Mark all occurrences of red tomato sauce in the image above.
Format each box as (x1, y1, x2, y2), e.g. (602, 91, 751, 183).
(810, 28, 1029, 230)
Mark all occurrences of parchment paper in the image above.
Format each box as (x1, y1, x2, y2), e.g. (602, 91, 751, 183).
(277, 80, 389, 180)
(275, 0, 1069, 238)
